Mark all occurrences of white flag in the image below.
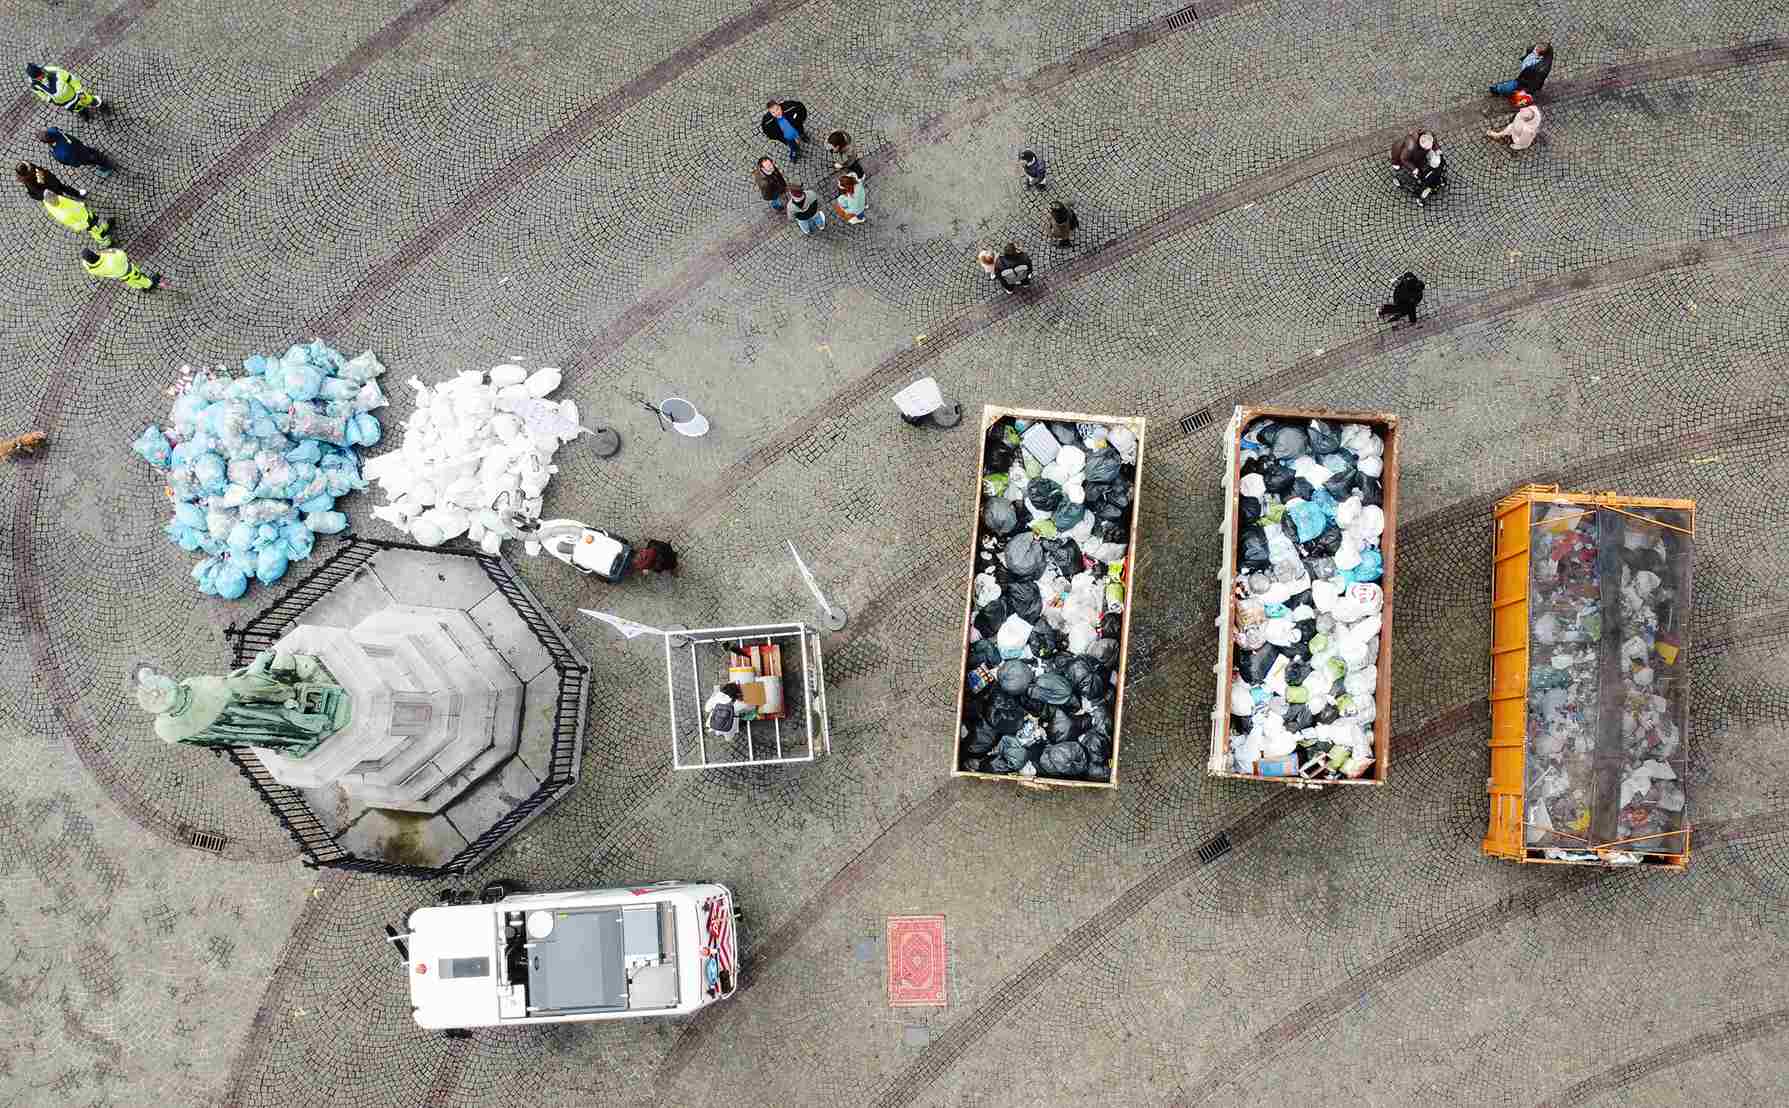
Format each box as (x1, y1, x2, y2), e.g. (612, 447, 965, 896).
(580, 609, 666, 640)
(787, 541, 839, 619)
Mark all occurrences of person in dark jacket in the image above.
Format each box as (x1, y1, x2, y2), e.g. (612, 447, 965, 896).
(40, 127, 112, 177)
(1490, 42, 1553, 97)
(632, 539, 679, 576)
(753, 156, 788, 211)
(1018, 149, 1047, 188)
(1377, 272, 1425, 327)
(760, 99, 808, 160)
(827, 130, 863, 178)
(1043, 201, 1078, 246)
(996, 242, 1033, 294)
(15, 161, 84, 201)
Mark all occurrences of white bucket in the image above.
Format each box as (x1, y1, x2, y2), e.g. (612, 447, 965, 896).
(661, 397, 709, 438)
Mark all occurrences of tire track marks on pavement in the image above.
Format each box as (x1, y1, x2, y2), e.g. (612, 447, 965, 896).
(565, 0, 1263, 375)
(0, 0, 159, 138)
(14, 0, 469, 855)
(311, 0, 817, 336)
(654, 38, 1788, 540)
(1533, 1005, 1789, 1108)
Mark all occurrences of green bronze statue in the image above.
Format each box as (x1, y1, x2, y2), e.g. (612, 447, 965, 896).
(135, 650, 351, 756)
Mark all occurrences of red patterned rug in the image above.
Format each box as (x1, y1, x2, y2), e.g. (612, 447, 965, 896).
(886, 915, 947, 1007)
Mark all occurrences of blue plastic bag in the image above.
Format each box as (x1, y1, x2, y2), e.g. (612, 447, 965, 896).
(304, 510, 348, 534)
(212, 560, 250, 600)
(192, 557, 220, 595)
(174, 502, 206, 529)
(281, 521, 315, 561)
(255, 546, 290, 585)
(282, 360, 323, 401)
(1341, 547, 1385, 585)
(1287, 499, 1327, 542)
(298, 492, 335, 513)
(346, 412, 382, 447)
(285, 440, 323, 464)
(227, 520, 256, 553)
(192, 452, 228, 494)
(132, 426, 173, 469)
(165, 521, 205, 551)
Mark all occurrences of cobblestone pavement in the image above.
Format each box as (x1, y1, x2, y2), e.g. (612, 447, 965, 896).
(2, 0, 1788, 1104)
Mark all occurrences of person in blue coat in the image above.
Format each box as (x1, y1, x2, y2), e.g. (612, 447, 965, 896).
(39, 127, 113, 177)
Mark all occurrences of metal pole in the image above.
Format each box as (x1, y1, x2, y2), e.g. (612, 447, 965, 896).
(663, 632, 681, 769)
(688, 637, 704, 768)
(788, 541, 848, 631)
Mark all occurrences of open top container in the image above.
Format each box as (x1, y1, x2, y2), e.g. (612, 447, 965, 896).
(953, 405, 1147, 791)
(1208, 405, 1401, 788)
(1485, 485, 1695, 868)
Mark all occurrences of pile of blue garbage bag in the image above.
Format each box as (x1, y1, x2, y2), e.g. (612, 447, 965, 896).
(132, 341, 387, 599)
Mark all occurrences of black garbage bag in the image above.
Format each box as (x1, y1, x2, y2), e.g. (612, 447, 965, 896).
(1006, 579, 1043, 622)
(1052, 501, 1086, 532)
(1230, 712, 1255, 735)
(1239, 643, 1281, 683)
(1284, 704, 1315, 732)
(997, 659, 1033, 695)
(1290, 477, 1315, 502)
(1355, 473, 1383, 507)
(960, 756, 986, 773)
(1315, 704, 1341, 725)
(1046, 707, 1075, 742)
(1240, 455, 1267, 479)
(1271, 425, 1309, 460)
(1085, 638, 1120, 667)
(965, 723, 999, 756)
(1287, 587, 1315, 611)
(1029, 623, 1062, 658)
(1100, 611, 1122, 639)
(1005, 532, 1045, 580)
(988, 734, 1029, 773)
(1119, 462, 1136, 485)
(968, 638, 1002, 669)
(1041, 537, 1081, 577)
(1284, 658, 1312, 687)
(1093, 516, 1130, 545)
(983, 497, 1020, 535)
(1245, 418, 1286, 445)
(1093, 496, 1129, 522)
(1084, 448, 1122, 485)
(1240, 527, 1273, 570)
(1084, 761, 1111, 782)
(1050, 422, 1079, 445)
(1045, 652, 1077, 674)
(973, 595, 1010, 639)
(1080, 705, 1114, 760)
(1027, 478, 1064, 512)
(1323, 468, 1356, 503)
(1300, 523, 1344, 558)
(1067, 656, 1106, 700)
(1039, 740, 1089, 778)
(1261, 461, 1297, 496)
(1240, 495, 1262, 525)
(984, 692, 1027, 735)
(1033, 671, 1075, 706)
(985, 422, 1016, 472)
(1066, 711, 1090, 739)
(1306, 419, 1341, 456)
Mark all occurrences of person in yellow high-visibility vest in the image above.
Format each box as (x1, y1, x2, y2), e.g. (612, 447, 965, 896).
(39, 189, 113, 244)
(80, 247, 160, 291)
(26, 64, 105, 115)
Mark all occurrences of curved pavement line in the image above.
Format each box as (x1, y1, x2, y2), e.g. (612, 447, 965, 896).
(309, 0, 818, 337)
(220, 869, 350, 1108)
(652, 37, 1789, 541)
(564, 0, 1263, 375)
(1532, 1006, 1789, 1108)
(13, 0, 467, 858)
(0, 0, 160, 139)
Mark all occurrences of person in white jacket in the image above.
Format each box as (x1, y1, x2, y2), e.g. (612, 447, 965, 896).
(1486, 93, 1543, 150)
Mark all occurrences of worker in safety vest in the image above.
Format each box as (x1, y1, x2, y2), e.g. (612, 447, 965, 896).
(80, 247, 160, 291)
(26, 64, 105, 114)
(38, 189, 113, 245)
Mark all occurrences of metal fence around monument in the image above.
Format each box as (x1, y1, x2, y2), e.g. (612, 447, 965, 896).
(220, 535, 590, 878)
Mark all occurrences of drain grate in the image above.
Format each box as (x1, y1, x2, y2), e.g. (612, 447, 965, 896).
(1164, 4, 1199, 31)
(1178, 407, 1214, 436)
(187, 829, 229, 855)
(1196, 832, 1231, 865)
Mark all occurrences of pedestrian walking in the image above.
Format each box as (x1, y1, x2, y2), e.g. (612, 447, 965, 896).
(832, 172, 867, 224)
(26, 63, 104, 114)
(996, 242, 1033, 294)
(1489, 42, 1553, 98)
(1043, 200, 1078, 247)
(977, 249, 998, 280)
(1377, 272, 1425, 326)
(760, 98, 809, 161)
(1389, 131, 1423, 174)
(80, 246, 160, 291)
(16, 162, 85, 201)
(785, 185, 827, 234)
(631, 539, 678, 576)
(754, 156, 789, 211)
(827, 130, 864, 178)
(40, 127, 113, 177)
(1486, 92, 1542, 150)
(1018, 149, 1047, 188)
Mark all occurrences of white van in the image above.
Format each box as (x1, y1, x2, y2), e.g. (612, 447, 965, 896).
(391, 881, 738, 1029)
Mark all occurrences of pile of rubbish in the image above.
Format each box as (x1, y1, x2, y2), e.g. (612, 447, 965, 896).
(1524, 504, 1690, 854)
(132, 342, 385, 599)
(1225, 417, 1388, 779)
(363, 363, 581, 554)
(958, 416, 1141, 783)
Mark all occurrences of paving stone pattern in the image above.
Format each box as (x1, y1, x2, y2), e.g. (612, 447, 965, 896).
(1, 0, 1787, 1104)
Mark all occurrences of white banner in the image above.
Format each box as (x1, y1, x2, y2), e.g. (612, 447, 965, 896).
(579, 609, 666, 640)
(786, 541, 839, 619)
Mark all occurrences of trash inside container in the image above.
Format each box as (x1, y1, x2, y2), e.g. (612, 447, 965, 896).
(1209, 405, 1400, 788)
(953, 406, 1146, 790)
(1484, 484, 1695, 868)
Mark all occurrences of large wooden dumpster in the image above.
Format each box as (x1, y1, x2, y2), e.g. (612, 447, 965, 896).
(1209, 405, 1401, 788)
(953, 406, 1146, 790)
(1485, 485, 1695, 868)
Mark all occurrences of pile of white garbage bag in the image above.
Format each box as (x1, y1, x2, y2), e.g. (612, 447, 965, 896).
(364, 363, 582, 554)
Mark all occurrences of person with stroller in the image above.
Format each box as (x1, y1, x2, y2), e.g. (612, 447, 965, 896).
(1391, 130, 1446, 204)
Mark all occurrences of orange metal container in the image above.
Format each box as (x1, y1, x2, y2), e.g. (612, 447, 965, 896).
(1484, 485, 1695, 869)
